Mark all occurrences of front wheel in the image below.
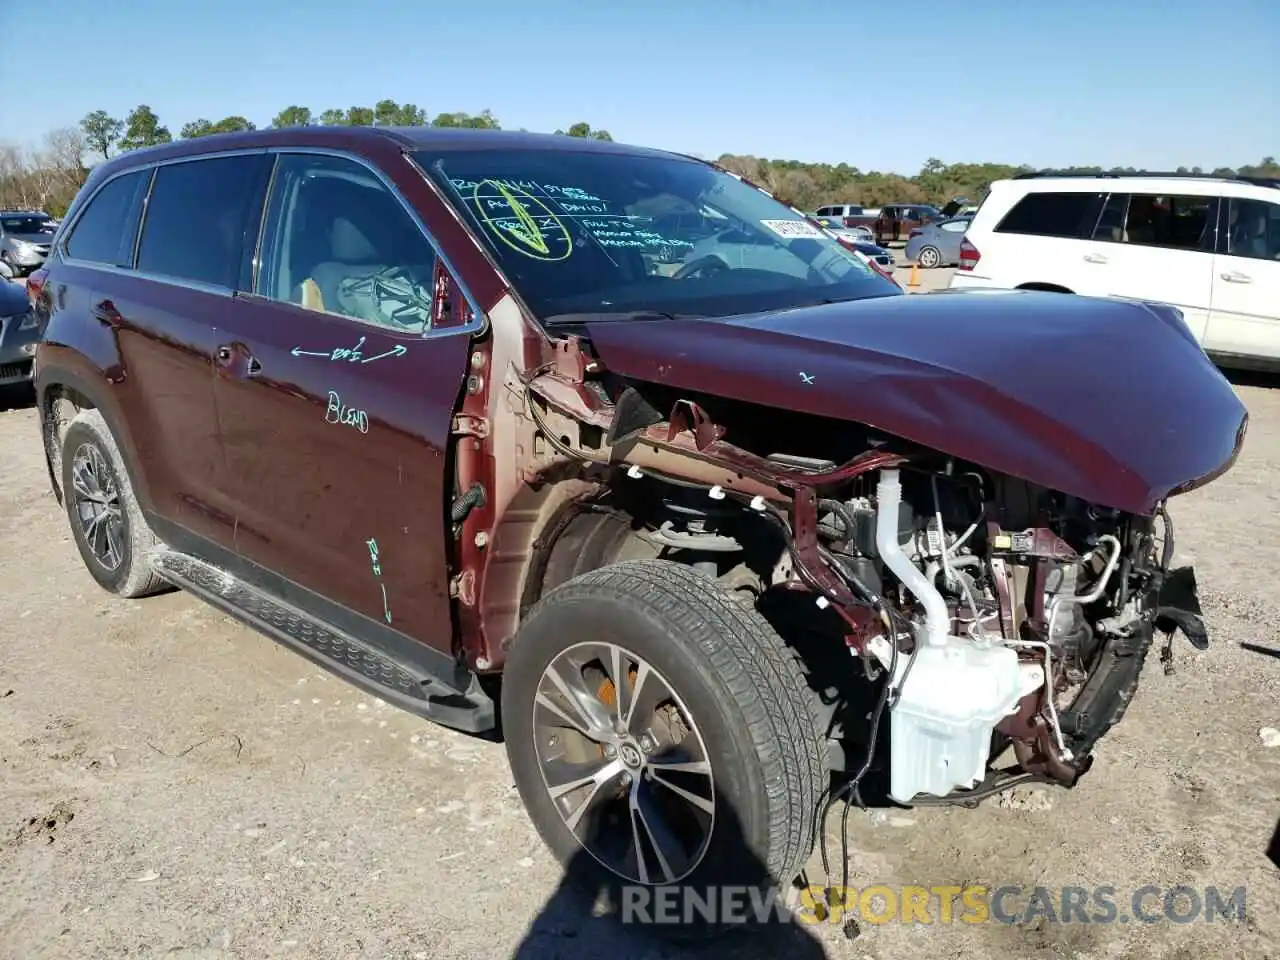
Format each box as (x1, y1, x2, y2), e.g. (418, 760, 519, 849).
(502, 559, 824, 936)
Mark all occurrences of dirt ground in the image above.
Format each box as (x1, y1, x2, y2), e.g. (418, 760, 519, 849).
(1, 273, 1277, 960)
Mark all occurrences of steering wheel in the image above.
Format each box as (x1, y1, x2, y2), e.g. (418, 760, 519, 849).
(673, 254, 730, 280)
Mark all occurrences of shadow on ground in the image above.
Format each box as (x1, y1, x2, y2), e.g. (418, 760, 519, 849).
(1223, 367, 1280, 391)
(0, 383, 35, 413)
(510, 795, 831, 959)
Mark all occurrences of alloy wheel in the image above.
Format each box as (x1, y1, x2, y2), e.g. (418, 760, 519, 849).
(532, 641, 715, 885)
(919, 246, 941, 268)
(70, 442, 125, 571)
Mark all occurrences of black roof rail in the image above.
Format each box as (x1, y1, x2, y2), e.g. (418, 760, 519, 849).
(1012, 170, 1280, 188)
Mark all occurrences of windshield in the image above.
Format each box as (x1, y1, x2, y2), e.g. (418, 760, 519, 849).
(412, 148, 900, 323)
(1, 215, 53, 235)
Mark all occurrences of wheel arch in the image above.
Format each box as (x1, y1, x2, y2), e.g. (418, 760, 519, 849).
(475, 475, 662, 671)
(36, 354, 152, 513)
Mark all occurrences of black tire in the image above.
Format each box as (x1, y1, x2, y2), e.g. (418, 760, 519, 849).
(502, 558, 824, 937)
(918, 245, 941, 269)
(61, 409, 169, 598)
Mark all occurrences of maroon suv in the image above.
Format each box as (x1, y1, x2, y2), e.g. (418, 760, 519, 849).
(30, 127, 1245, 934)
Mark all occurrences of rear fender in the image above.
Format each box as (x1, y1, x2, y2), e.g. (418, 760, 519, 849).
(35, 346, 152, 513)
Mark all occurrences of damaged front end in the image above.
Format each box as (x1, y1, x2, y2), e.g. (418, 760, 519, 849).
(505, 326, 1237, 807)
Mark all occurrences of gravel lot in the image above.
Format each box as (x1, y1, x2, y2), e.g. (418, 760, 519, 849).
(1, 274, 1277, 960)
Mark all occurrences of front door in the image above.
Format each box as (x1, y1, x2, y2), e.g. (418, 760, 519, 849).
(212, 151, 475, 656)
(1206, 195, 1280, 362)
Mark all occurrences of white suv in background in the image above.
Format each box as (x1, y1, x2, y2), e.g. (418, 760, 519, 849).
(949, 173, 1280, 370)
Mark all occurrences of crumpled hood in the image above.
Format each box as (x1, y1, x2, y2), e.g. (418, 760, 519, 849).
(584, 290, 1248, 515)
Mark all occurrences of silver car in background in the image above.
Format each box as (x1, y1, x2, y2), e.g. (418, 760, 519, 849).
(904, 215, 973, 268)
(0, 278, 39, 388)
(0, 211, 56, 279)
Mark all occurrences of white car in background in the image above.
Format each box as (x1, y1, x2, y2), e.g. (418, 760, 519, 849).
(682, 219, 902, 288)
(950, 172, 1280, 370)
(812, 215, 875, 244)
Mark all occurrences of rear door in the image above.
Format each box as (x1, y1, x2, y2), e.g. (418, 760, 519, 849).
(53, 154, 270, 549)
(1206, 194, 1280, 361)
(211, 150, 476, 656)
(1082, 191, 1216, 341)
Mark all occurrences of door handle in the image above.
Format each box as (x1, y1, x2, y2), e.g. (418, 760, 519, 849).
(215, 343, 261, 376)
(91, 301, 122, 327)
(213, 343, 261, 378)
(1083, 253, 1109, 264)
(1220, 271, 1252, 283)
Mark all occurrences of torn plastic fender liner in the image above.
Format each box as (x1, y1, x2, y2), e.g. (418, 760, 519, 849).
(526, 375, 906, 612)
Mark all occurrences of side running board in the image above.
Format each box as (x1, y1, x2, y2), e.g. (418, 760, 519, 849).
(149, 550, 495, 734)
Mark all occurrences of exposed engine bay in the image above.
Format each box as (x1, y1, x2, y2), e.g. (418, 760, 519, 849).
(480, 334, 1212, 808)
(805, 463, 1192, 803)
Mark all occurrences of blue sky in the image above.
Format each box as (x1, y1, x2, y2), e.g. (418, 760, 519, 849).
(3, 0, 1276, 172)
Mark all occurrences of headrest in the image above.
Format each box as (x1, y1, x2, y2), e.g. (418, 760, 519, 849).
(330, 216, 377, 263)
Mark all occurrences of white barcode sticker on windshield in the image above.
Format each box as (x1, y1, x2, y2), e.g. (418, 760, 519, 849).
(760, 219, 825, 239)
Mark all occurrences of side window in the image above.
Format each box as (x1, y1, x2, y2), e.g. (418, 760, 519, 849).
(815, 206, 831, 217)
(256, 153, 437, 333)
(994, 191, 1106, 239)
(1092, 193, 1129, 242)
(1226, 198, 1280, 261)
(136, 155, 265, 287)
(64, 169, 151, 267)
(1119, 193, 1216, 251)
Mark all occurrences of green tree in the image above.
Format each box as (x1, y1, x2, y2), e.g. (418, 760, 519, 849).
(1239, 156, 1280, 178)
(271, 105, 313, 128)
(211, 116, 255, 134)
(431, 109, 500, 129)
(181, 116, 255, 138)
(181, 118, 215, 139)
(374, 99, 428, 126)
(346, 106, 375, 127)
(318, 108, 347, 126)
(555, 121, 612, 141)
(119, 105, 172, 151)
(80, 110, 123, 159)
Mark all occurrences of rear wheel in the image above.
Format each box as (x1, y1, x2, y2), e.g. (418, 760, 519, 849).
(917, 245, 941, 269)
(61, 409, 169, 598)
(502, 559, 824, 936)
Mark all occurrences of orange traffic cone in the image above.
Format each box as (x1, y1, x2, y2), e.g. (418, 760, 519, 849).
(907, 262, 920, 288)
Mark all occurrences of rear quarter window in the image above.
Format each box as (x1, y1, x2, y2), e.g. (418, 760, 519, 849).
(64, 169, 152, 267)
(995, 190, 1106, 239)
